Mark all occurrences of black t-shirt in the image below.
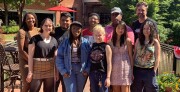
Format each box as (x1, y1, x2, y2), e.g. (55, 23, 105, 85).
(90, 42, 108, 73)
(29, 34, 58, 58)
(131, 18, 158, 41)
(51, 27, 67, 41)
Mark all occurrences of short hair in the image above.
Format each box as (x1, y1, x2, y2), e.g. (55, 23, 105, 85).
(93, 24, 105, 35)
(136, 1, 148, 9)
(39, 18, 55, 33)
(60, 12, 71, 18)
(89, 13, 100, 20)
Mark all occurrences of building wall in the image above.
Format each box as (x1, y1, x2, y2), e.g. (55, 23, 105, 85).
(0, 0, 109, 27)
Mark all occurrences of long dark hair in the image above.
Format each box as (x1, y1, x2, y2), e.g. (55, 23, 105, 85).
(139, 20, 155, 46)
(69, 24, 82, 58)
(112, 21, 127, 47)
(20, 12, 38, 31)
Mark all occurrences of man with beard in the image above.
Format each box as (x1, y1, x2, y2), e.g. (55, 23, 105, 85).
(105, 7, 134, 45)
(131, 1, 159, 41)
(51, 12, 72, 92)
(82, 13, 100, 46)
(52, 12, 72, 44)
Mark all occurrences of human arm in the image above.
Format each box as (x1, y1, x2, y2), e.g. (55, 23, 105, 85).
(104, 45, 112, 87)
(55, 40, 69, 77)
(17, 29, 28, 61)
(127, 38, 134, 78)
(26, 42, 35, 83)
(154, 39, 161, 73)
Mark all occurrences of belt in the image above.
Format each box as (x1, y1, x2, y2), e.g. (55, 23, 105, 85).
(33, 58, 54, 61)
(71, 62, 81, 64)
(134, 66, 154, 70)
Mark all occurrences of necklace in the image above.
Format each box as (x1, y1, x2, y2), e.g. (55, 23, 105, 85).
(40, 34, 51, 43)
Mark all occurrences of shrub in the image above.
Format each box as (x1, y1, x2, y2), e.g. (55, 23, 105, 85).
(157, 72, 180, 92)
(2, 26, 19, 34)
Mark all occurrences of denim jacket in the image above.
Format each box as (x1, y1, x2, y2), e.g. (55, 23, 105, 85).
(56, 37, 91, 75)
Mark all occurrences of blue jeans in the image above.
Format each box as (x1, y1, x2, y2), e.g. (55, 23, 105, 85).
(89, 71, 108, 92)
(131, 67, 159, 92)
(63, 63, 86, 92)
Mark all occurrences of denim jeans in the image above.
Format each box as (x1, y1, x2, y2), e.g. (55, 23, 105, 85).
(63, 63, 87, 92)
(55, 73, 66, 92)
(89, 71, 108, 92)
(131, 67, 159, 92)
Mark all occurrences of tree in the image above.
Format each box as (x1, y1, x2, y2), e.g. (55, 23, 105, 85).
(0, 0, 14, 26)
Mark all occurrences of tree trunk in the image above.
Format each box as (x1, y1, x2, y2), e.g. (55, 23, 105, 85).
(18, 0, 25, 27)
(3, 0, 8, 26)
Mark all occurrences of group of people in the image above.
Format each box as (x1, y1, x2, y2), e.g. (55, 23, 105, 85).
(17, 1, 160, 92)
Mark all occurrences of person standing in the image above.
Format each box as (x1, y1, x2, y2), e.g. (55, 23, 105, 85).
(56, 21, 91, 92)
(110, 21, 133, 92)
(82, 13, 100, 45)
(26, 18, 58, 92)
(89, 24, 112, 92)
(17, 12, 39, 92)
(131, 20, 160, 92)
(51, 12, 72, 92)
(131, 1, 159, 41)
(105, 7, 134, 45)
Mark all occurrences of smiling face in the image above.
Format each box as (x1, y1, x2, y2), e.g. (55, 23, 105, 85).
(116, 25, 125, 36)
(89, 15, 99, 27)
(25, 14, 36, 28)
(42, 19, 54, 34)
(136, 5, 147, 19)
(71, 25, 82, 38)
(60, 16, 72, 29)
(111, 13, 122, 25)
(143, 24, 151, 37)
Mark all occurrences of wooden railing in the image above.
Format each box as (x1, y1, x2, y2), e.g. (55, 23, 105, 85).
(158, 43, 174, 75)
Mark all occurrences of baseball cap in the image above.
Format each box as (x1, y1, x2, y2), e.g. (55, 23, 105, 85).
(71, 21, 83, 28)
(111, 7, 122, 14)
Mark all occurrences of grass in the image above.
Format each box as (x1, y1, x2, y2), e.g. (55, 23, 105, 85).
(4, 34, 16, 41)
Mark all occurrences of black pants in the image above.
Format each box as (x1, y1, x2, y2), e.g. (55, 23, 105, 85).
(30, 78, 54, 92)
(55, 73, 66, 92)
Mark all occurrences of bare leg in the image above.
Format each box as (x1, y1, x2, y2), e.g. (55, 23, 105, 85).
(112, 85, 121, 92)
(121, 85, 130, 92)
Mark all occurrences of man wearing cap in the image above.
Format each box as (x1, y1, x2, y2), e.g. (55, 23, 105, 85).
(52, 12, 72, 92)
(82, 13, 100, 45)
(131, 1, 159, 42)
(105, 7, 134, 45)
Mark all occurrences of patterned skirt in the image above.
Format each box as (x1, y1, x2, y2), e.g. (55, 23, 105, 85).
(33, 60, 54, 79)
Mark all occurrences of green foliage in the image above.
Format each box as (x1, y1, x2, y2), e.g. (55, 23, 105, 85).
(157, 72, 180, 92)
(167, 22, 180, 46)
(158, 25, 172, 43)
(9, 20, 17, 26)
(2, 26, 19, 34)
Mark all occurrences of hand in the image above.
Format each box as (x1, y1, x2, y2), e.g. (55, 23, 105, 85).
(104, 77, 110, 87)
(55, 72, 59, 82)
(63, 73, 70, 78)
(26, 73, 33, 83)
(82, 71, 88, 77)
(132, 75, 134, 81)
